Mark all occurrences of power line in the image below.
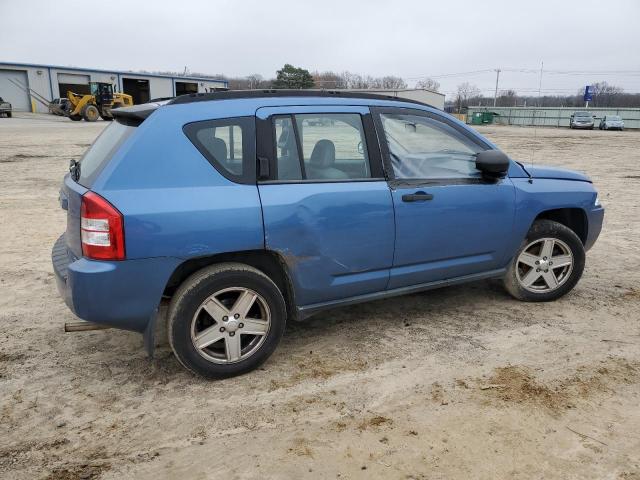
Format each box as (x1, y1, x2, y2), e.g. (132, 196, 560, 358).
(408, 68, 640, 81)
(406, 69, 494, 80)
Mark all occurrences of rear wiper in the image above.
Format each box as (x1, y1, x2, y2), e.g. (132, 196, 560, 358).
(69, 159, 81, 181)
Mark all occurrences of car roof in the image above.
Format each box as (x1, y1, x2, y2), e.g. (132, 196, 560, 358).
(166, 89, 435, 109)
(114, 89, 437, 124)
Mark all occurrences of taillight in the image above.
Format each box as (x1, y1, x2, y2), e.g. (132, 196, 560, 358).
(81, 192, 125, 260)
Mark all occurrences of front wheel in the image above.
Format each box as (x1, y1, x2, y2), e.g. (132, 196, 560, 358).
(503, 220, 585, 302)
(82, 104, 100, 122)
(168, 263, 287, 379)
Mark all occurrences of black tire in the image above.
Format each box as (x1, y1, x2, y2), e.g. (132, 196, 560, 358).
(69, 114, 82, 121)
(167, 263, 287, 379)
(82, 104, 100, 122)
(503, 220, 585, 302)
(6, 112, 11, 118)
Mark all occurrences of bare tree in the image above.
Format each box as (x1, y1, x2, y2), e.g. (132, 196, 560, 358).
(497, 89, 517, 107)
(375, 76, 408, 89)
(580, 81, 624, 107)
(339, 72, 376, 89)
(455, 82, 482, 112)
(415, 78, 440, 92)
(312, 71, 346, 89)
(245, 74, 265, 89)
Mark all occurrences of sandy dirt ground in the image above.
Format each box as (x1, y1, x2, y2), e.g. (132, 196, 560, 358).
(1, 113, 639, 480)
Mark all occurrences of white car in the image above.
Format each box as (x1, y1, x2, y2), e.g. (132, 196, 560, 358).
(599, 115, 624, 131)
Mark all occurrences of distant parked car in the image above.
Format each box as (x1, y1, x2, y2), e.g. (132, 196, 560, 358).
(599, 115, 624, 131)
(0, 97, 12, 117)
(569, 111, 595, 129)
(49, 98, 70, 115)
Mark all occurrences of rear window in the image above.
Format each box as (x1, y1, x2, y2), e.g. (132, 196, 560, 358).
(77, 121, 135, 186)
(574, 112, 591, 117)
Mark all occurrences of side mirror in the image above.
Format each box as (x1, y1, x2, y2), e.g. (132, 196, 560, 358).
(476, 150, 510, 177)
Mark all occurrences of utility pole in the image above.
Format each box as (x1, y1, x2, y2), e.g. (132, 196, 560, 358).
(538, 61, 544, 107)
(493, 68, 501, 107)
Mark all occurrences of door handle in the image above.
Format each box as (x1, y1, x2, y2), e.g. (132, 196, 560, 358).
(401, 191, 434, 202)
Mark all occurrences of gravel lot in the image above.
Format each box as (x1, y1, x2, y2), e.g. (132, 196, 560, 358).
(1, 113, 639, 480)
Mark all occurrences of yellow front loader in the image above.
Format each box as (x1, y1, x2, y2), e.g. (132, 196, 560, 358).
(66, 82, 133, 122)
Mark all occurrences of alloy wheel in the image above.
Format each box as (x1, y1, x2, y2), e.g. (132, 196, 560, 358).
(190, 287, 271, 364)
(515, 237, 574, 293)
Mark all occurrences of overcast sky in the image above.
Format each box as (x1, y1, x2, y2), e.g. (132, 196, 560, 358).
(1, 0, 639, 97)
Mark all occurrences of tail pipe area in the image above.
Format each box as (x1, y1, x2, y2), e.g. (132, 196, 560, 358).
(64, 321, 112, 332)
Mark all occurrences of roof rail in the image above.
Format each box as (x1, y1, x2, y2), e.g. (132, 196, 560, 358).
(166, 89, 434, 108)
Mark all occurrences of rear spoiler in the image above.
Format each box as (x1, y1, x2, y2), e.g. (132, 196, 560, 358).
(111, 101, 168, 126)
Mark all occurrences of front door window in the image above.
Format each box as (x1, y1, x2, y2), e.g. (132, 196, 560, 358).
(379, 113, 482, 180)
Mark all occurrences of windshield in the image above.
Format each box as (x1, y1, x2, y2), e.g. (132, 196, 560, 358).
(574, 112, 591, 117)
(608, 116, 622, 121)
(77, 121, 135, 187)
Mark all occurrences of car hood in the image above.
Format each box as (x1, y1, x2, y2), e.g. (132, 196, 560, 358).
(521, 164, 591, 182)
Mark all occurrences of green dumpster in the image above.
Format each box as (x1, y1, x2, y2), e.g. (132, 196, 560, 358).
(481, 111, 495, 124)
(471, 111, 498, 125)
(471, 112, 484, 125)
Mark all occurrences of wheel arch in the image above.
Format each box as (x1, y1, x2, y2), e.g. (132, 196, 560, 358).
(533, 208, 588, 244)
(145, 249, 297, 357)
(163, 249, 297, 320)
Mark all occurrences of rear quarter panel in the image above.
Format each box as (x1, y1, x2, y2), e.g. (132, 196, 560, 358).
(90, 103, 264, 260)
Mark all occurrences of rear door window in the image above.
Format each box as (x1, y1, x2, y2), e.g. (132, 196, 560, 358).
(77, 121, 135, 187)
(271, 113, 372, 181)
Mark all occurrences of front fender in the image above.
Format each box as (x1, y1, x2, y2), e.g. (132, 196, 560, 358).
(509, 178, 599, 256)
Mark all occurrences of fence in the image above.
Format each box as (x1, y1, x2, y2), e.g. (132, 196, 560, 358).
(466, 106, 640, 129)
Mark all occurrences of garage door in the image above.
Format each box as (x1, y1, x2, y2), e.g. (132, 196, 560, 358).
(57, 73, 90, 98)
(0, 69, 30, 111)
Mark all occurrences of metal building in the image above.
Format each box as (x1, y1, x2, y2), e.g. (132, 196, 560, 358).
(338, 88, 445, 110)
(0, 61, 228, 113)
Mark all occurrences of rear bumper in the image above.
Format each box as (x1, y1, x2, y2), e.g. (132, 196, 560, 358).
(585, 206, 604, 251)
(52, 234, 182, 333)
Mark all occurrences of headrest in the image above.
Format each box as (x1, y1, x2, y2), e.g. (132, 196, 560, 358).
(210, 137, 228, 162)
(309, 139, 336, 168)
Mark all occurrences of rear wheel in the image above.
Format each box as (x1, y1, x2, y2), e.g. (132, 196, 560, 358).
(68, 114, 82, 121)
(6, 112, 11, 118)
(168, 263, 287, 379)
(82, 104, 100, 122)
(503, 220, 585, 302)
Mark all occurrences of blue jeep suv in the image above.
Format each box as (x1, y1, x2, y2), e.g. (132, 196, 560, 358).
(52, 90, 604, 378)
